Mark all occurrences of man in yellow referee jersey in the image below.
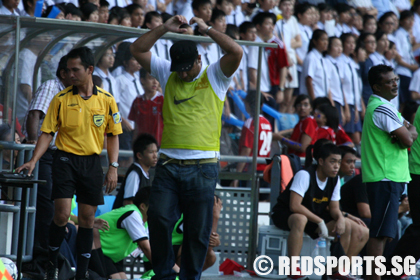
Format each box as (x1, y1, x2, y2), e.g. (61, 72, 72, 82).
(17, 47, 122, 280)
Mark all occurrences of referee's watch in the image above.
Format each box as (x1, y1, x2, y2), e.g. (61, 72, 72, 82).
(110, 162, 119, 168)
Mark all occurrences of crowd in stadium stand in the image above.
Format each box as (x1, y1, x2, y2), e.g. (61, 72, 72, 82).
(3, 0, 420, 278)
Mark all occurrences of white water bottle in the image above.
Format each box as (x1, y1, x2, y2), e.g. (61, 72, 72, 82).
(317, 237, 327, 259)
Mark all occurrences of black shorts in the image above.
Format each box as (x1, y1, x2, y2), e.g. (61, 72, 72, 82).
(271, 207, 333, 240)
(52, 150, 104, 206)
(103, 255, 124, 275)
(367, 181, 404, 239)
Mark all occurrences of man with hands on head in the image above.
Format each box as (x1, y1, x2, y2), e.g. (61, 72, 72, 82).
(16, 47, 122, 280)
(130, 14, 242, 280)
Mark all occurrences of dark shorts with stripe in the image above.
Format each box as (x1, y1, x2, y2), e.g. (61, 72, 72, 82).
(366, 181, 404, 239)
(52, 150, 104, 206)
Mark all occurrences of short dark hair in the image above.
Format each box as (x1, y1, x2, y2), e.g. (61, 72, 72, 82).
(339, 145, 357, 157)
(56, 55, 68, 79)
(142, 11, 162, 28)
(192, 0, 212, 11)
(132, 133, 158, 159)
(317, 143, 342, 162)
(378, 11, 396, 26)
(22, 0, 36, 13)
(226, 24, 239, 39)
(126, 3, 142, 14)
(340, 32, 355, 46)
(210, 8, 226, 22)
(100, 0, 109, 7)
(64, 3, 82, 17)
(80, 2, 98, 20)
(252, 12, 276, 27)
(317, 3, 332, 12)
(67, 46, 95, 69)
(317, 104, 339, 131)
(335, 3, 351, 14)
(295, 2, 313, 18)
(239, 21, 255, 35)
(368, 64, 394, 91)
(294, 94, 311, 108)
(327, 36, 340, 54)
(363, 14, 375, 27)
(132, 186, 151, 207)
(217, 0, 231, 6)
(161, 12, 172, 23)
(139, 67, 150, 79)
(305, 138, 332, 168)
(400, 10, 414, 22)
(312, 97, 330, 110)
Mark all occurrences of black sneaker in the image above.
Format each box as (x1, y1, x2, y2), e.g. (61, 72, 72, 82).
(44, 262, 59, 280)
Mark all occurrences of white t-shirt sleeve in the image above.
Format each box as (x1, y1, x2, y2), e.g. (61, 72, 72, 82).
(207, 60, 233, 101)
(373, 104, 404, 133)
(120, 211, 149, 242)
(289, 170, 311, 197)
(330, 178, 341, 201)
(150, 53, 172, 95)
(123, 170, 140, 199)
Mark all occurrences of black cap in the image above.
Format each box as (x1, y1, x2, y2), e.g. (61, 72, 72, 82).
(170, 40, 198, 72)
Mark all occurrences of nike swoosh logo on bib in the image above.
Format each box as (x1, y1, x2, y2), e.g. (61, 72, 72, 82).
(174, 96, 196, 105)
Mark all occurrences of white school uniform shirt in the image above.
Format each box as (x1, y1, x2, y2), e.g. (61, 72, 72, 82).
(338, 54, 362, 111)
(334, 23, 352, 38)
(394, 27, 416, 78)
(275, 16, 299, 60)
(150, 54, 233, 160)
(173, 0, 194, 22)
(0, 5, 20, 15)
(392, 0, 411, 11)
(296, 23, 312, 72)
(93, 68, 119, 103)
(300, 49, 329, 98)
(409, 68, 420, 96)
(226, 6, 245, 26)
(197, 44, 219, 67)
(115, 70, 144, 128)
(248, 35, 271, 93)
(325, 55, 344, 106)
(150, 39, 172, 61)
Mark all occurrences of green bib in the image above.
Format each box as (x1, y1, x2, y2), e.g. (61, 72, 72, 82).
(361, 95, 410, 183)
(409, 108, 420, 174)
(172, 214, 184, 246)
(98, 204, 147, 263)
(161, 67, 224, 151)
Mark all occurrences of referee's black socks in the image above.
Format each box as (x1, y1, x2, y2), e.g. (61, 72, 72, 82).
(48, 222, 67, 268)
(76, 227, 93, 280)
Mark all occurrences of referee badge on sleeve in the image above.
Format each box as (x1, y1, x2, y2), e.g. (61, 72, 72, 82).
(113, 112, 122, 124)
(93, 115, 105, 127)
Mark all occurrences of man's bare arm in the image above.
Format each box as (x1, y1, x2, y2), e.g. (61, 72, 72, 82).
(191, 17, 243, 78)
(26, 110, 43, 143)
(130, 15, 188, 73)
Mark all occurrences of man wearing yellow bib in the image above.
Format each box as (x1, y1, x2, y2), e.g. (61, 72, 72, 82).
(131, 15, 242, 280)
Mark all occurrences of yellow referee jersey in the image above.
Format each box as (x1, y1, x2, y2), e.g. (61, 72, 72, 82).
(41, 85, 123, 156)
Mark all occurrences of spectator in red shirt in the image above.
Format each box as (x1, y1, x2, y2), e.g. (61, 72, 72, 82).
(273, 94, 317, 157)
(232, 90, 272, 200)
(129, 68, 164, 146)
(315, 103, 354, 147)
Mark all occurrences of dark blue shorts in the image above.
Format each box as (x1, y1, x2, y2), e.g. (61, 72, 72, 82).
(343, 105, 362, 134)
(366, 181, 404, 239)
(398, 75, 412, 104)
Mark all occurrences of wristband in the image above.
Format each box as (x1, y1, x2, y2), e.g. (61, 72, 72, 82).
(280, 87, 285, 92)
(205, 26, 213, 34)
(343, 212, 349, 218)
